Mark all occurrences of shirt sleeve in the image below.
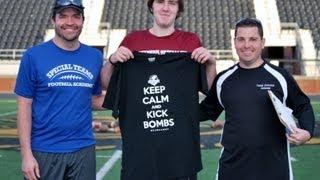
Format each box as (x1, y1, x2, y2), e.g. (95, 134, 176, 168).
(195, 34, 202, 47)
(92, 54, 103, 95)
(14, 52, 36, 99)
(188, 32, 202, 48)
(120, 34, 130, 48)
(199, 75, 224, 121)
(285, 71, 315, 136)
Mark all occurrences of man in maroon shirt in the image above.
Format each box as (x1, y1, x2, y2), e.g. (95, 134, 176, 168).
(101, 0, 216, 179)
(102, 0, 216, 88)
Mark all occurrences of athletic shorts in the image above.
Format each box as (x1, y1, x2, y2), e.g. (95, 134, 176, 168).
(174, 174, 197, 180)
(32, 145, 96, 180)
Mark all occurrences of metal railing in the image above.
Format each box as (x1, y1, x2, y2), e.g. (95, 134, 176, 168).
(268, 59, 320, 76)
(0, 49, 233, 60)
(209, 50, 234, 60)
(0, 49, 319, 76)
(0, 49, 26, 61)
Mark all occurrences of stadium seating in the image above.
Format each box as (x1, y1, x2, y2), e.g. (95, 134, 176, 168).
(276, 0, 320, 51)
(102, 0, 255, 50)
(0, 0, 319, 52)
(0, 0, 54, 49)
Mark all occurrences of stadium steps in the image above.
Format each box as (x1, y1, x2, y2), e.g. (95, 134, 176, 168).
(277, 0, 320, 52)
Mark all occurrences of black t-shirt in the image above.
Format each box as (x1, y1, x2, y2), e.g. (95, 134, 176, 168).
(103, 52, 207, 180)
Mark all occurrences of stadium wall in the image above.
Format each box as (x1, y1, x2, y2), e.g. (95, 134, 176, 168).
(0, 76, 16, 94)
(294, 76, 320, 95)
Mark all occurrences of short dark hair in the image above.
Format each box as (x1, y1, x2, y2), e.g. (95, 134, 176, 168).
(235, 18, 263, 38)
(147, 0, 184, 19)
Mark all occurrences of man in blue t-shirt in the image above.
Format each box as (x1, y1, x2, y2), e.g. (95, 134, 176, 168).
(14, 0, 104, 179)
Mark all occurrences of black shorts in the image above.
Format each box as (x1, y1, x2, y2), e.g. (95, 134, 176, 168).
(173, 174, 197, 180)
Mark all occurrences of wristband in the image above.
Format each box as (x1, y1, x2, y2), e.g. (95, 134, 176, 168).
(109, 58, 117, 65)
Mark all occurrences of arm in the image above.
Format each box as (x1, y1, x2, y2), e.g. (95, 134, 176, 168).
(199, 94, 223, 122)
(205, 59, 217, 89)
(199, 77, 224, 122)
(17, 95, 40, 180)
(285, 73, 315, 145)
(100, 60, 114, 90)
(94, 64, 108, 109)
(101, 46, 133, 90)
(92, 93, 105, 110)
(191, 47, 216, 89)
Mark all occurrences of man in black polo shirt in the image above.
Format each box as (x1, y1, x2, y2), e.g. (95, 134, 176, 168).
(200, 18, 315, 180)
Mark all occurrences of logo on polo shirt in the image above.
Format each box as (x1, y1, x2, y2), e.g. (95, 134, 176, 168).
(256, 83, 275, 90)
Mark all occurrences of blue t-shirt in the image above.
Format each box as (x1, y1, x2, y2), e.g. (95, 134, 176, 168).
(15, 40, 103, 153)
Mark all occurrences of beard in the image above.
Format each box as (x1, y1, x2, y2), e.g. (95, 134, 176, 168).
(55, 25, 82, 42)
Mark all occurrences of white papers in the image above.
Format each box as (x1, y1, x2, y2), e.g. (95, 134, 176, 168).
(268, 90, 297, 133)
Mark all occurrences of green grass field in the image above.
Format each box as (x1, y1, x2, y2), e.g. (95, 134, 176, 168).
(1, 146, 320, 180)
(0, 97, 319, 179)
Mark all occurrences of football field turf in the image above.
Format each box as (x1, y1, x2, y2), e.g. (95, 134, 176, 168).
(0, 96, 319, 179)
(1, 146, 320, 180)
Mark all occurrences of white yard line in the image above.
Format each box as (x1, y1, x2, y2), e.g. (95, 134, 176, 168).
(290, 157, 298, 162)
(0, 111, 16, 117)
(96, 155, 112, 158)
(96, 150, 122, 180)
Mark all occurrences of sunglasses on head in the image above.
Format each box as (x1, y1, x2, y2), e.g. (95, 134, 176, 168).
(55, 0, 83, 7)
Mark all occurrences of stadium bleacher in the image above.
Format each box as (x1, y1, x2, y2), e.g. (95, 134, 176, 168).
(277, 0, 320, 51)
(0, 0, 54, 49)
(101, 0, 255, 50)
(0, 0, 319, 91)
(0, 0, 319, 55)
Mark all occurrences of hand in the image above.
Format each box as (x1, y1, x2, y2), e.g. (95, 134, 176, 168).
(211, 119, 225, 129)
(191, 47, 215, 65)
(92, 121, 102, 130)
(22, 154, 40, 180)
(286, 126, 311, 145)
(110, 46, 134, 64)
